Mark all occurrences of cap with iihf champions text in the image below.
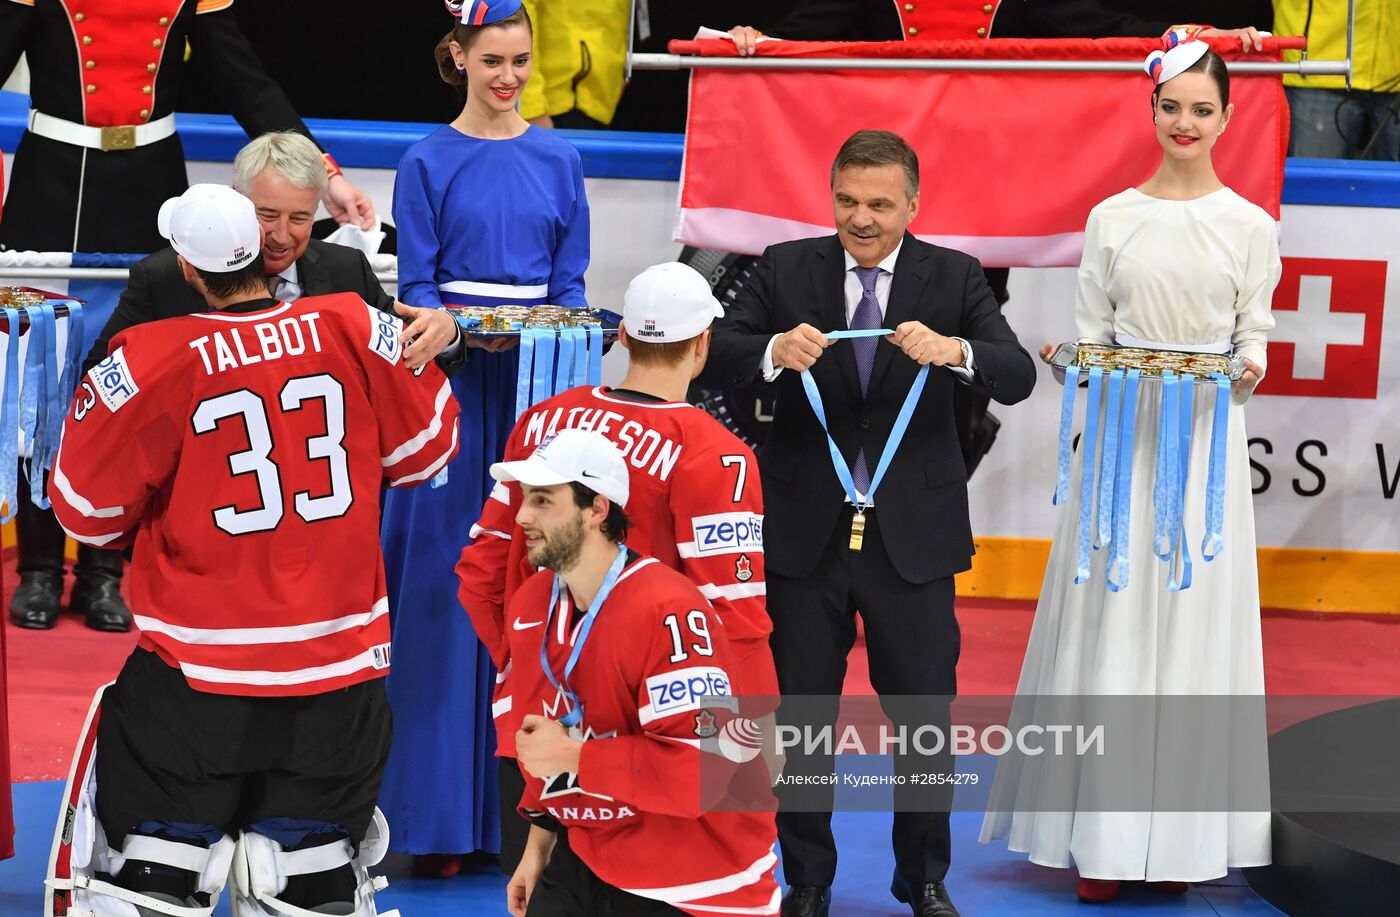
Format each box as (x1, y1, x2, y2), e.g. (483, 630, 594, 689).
(157, 183, 260, 274)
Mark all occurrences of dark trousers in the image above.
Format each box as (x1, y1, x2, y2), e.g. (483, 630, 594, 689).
(526, 829, 684, 916)
(499, 756, 531, 874)
(14, 464, 125, 580)
(769, 507, 959, 887)
(97, 649, 393, 850)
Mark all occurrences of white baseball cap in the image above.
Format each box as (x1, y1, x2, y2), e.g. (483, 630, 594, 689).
(157, 183, 260, 273)
(622, 261, 725, 344)
(490, 428, 630, 508)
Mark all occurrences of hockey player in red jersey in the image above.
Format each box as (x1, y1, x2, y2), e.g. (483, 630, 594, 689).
(46, 184, 458, 917)
(489, 429, 778, 916)
(457, 261, 777, 869)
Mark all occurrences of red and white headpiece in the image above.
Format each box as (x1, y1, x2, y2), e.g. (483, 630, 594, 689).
(1145, 35, 1211, 87)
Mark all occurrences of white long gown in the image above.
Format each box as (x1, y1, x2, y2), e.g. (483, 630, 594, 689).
(978, 187, 1282, 882)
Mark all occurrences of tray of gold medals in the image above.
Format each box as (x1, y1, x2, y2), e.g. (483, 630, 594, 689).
(447, 304, 618, 339)
(0, 286, 82, 323)
(1048, 342, 1244, 384)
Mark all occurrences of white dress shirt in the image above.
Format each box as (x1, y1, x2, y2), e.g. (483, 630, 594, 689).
(759, 238, 975, 380)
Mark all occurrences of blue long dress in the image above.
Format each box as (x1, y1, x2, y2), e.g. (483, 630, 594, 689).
(378, 124, 589, 854)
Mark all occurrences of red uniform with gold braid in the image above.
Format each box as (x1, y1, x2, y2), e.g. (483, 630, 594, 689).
(761, 0, 998, 43)
(0, 0, 315, 254)
(892, 0, 999, 40)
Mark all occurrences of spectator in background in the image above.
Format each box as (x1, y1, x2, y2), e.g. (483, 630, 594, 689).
(519, 0, 631, 129)
(1274, 0, 1398, 160)
(378, 0, 591, 877)
(988, 1, 1273, 42)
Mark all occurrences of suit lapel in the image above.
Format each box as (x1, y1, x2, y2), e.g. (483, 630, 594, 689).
(869, 233, 930, 394)
(294, 242, 325, 297)
(812, 235, 860, 398)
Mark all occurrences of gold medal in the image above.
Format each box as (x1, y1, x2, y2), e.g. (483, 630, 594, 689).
(849, 510, 866, 552)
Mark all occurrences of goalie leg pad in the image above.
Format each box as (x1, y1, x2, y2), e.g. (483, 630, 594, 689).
(230, 810, 398, 917)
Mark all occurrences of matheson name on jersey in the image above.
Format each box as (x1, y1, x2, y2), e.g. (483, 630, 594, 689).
(188, 312, 326, 376)
(523, 405, 682, 482)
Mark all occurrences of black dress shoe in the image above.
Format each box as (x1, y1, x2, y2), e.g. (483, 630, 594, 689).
(70, 573, 132, 632)
(893, 877, 960, 917)
(780, 885, 830, 917)
(9, 571, 63, 629)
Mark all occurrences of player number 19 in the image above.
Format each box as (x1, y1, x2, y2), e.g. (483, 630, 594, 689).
(663, 610, 715, 663)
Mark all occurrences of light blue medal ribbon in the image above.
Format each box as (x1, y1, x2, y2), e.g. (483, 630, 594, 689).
(1166, 374, 1196, 592)
(1153, 371, 1179, 559)
(515, 327, 537, 421)
(531, 326, 556, 408)
(1105, 368, 1141, 592)
(799, 347, 929, 527)
(554, 325, 577, 394)
(1201, 374, 1231, 560)
(0, 308, 21, 523)
(20, 305, 55, 509)
(1072, 366, 1103, 584)
(56, 301, 85, 414)
(823, 328, 894, 340)
(41, 301, 84, 480)
(585, 324, 603, 386)
(1053, 365, 1080, 505)
(1094, 368, 1125, 550)
(565, 327, 589, 388)
(539, 544, 629, 728)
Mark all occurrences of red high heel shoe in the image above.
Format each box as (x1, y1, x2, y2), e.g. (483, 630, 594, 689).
(1076, 878, 1122, 902)
(414, 853, 463, 878)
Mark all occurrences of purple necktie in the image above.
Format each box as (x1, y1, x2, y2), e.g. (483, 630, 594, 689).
(851, 265, 881, 493)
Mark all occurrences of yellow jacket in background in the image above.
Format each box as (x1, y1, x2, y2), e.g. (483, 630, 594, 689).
(1274, 0, 1398, 92)
(519, 0, 630, 124)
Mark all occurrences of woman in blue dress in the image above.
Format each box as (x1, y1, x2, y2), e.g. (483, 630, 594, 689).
(378, 0, 589, 873)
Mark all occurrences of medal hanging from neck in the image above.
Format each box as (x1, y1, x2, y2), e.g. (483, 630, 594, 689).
(539, 544, 628, 727)
(798, 329, 929, 555)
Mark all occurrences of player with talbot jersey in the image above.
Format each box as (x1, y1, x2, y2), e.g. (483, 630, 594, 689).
(45, 184, 459, 917)
(490, 429, 779, 916)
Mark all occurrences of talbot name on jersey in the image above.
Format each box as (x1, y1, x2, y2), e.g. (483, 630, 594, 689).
(524, 407, 683, 482)
(646, 665, 732, 720)
(188, 313, 325, 376)
(91, 348, 139, 413)
(691, 512, 764, 556)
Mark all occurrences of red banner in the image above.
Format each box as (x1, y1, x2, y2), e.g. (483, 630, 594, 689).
(676, 38, 1295, 267)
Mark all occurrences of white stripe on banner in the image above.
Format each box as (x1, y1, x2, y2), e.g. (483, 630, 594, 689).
(675, 207, 1086, 268)
(135, 598, 389, 646)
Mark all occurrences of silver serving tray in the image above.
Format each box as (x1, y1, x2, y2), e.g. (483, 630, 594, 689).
(1048, 342, 1245, 384)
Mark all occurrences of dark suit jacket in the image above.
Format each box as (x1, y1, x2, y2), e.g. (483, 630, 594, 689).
(697, 233, 1036, 584)
(84, 239, 463, 375)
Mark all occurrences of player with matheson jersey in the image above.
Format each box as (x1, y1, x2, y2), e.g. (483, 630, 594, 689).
(489, 428, 779, 916)
(458, 261, 776, 721)
(46, 184, 458, 917)
(457, 262, 778, 872)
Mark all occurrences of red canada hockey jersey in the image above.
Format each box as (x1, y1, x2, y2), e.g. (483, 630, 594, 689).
(509, 555, 779, 916)
(457, 384, 770, 672)
(51, 294, 459, 697)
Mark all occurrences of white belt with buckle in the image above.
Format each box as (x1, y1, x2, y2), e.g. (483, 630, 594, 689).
(27, 109, 177, 152)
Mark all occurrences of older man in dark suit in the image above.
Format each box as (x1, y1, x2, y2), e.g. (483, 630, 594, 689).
(698, 130, 1036, 917)
(82, 131, 467, 374)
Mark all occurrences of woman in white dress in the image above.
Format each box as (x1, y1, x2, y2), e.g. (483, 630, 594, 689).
(978, 39, 1282, 902)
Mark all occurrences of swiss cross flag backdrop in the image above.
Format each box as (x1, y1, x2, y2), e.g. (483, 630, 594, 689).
(1257, 257, 1388, 399)
(674, 37, 1295, 267)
